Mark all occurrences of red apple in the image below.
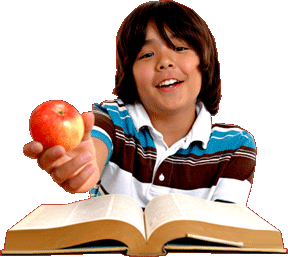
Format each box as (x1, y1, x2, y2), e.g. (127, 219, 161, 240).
(29, 100, 85, 151)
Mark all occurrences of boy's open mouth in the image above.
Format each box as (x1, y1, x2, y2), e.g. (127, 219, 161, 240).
(156, 79, 183, 88)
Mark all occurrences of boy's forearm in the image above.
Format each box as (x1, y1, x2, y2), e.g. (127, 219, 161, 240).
(92, 137, 109, 178)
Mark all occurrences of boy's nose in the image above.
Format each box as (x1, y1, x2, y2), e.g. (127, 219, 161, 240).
(156, 54, 175, 71)
(159, 63, 173, 70)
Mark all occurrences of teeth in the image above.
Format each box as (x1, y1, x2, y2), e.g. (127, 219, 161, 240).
(158, 79, 180, 87)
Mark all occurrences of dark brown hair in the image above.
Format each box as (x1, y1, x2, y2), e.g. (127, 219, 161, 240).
(114, 1, 221, 115)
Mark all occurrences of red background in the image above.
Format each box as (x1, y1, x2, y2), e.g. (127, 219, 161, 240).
(0, 0, 288, 256)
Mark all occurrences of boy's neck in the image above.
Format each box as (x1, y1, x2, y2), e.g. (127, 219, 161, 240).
(149, 108, 197, 148)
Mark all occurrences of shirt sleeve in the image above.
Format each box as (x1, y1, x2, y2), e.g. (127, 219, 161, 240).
(91, 104, 115, 164)
(212, 130, 256, 204)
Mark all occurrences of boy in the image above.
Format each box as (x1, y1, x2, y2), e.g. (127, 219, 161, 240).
(24, 1, 256, 207)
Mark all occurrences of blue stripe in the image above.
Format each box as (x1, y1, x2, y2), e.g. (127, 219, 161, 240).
(137, 128, 156, 149)
(178, 128, 256, 156)
(105, 104, 136, 133)
(90, 187, 102, 197)
(103, 102, 156, 148)
(90, 187, 98, 197)
(240, 130, 256, 148)
(96, 101, 256, 158)
(93, 104, 109, 114)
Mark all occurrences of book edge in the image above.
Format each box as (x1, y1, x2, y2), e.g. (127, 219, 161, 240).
(1, 246, 129, 255)
(2, 245, 286, 255)
(164, 245, 287, 254)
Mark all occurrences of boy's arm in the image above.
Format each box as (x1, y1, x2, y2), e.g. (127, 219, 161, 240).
(212, 131, 256, 205)
(91, 137, 109, 179)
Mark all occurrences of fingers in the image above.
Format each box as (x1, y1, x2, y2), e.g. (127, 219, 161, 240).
(38, 146, 97, 193)
(62, 163, 96, 193)
(37, 145, 66, 172)
(51, 151, 92, 184)
(49, 149, 97, 193)
(23, 141, 44, 159)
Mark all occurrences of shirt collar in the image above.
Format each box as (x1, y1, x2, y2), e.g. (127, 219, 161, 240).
(126, 101, 153, 131)
(184, 102, 212, 149)
(126, 101, 211, 150)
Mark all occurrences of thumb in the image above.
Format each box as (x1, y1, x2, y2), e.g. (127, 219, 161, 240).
(81, 111, 94, 141)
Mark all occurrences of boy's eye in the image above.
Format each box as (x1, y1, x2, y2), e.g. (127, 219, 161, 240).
(175, 46, 189, 52)
(139, 52, 154, 59)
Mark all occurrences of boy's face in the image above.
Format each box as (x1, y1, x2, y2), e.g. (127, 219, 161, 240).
(133, 22, 202, 119)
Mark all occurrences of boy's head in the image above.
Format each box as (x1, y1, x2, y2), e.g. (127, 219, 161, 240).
(114, 1, 221, 115)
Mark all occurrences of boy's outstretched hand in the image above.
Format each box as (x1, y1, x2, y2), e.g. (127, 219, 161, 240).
(23, 112, 100, 194)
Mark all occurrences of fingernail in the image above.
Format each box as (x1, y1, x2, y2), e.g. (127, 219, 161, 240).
(52, 147, 63, 158)
(85, 163, 95, 175)
(80, 152, 91, 163)
(31, 142, 41, 153)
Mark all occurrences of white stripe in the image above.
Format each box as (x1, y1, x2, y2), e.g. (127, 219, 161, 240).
(166, 153, 233, 166)
(212, 177, 251, 204)
(234, 149, 256, 160)
(100, 162, 218, 207)
(115, 126, 255, 165)
(171, 152, 233, 161)
(108, 108, 131, 119)
(115, 130, 131, 140)
(234, 152, 256, 161)
(237, 148, 255, 153)
(137, 148, 157, 160)
(115, 133, 136, 147)
(210, 134, 239, 140)
(165, 156, 232, 167)
(211, 127, 250, 140)
(105, 101, 129, 113)
(166, 149, 255, 166)
(234, 151, 255, 157)
(115, 130, 157, 160)
(237, 149, 256, 156)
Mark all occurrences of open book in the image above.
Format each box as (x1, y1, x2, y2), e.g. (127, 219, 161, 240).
(2, 194, 286, 255)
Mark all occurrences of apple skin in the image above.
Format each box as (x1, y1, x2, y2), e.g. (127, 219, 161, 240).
(29, 100, 85, 151)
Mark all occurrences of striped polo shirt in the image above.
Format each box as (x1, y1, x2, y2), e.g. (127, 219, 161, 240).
(90, 99, 256, 207)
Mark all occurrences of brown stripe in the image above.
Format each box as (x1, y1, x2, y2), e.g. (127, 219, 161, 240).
(212, 123, 244, 129)
(111, 126, 157, 183)
(222, 146, 256, 183)
(93, 108, 115, 143)
(152, 146, 255, 190)
(104, 120, 256, 191)
(110, 126, 256, 190)
(154, 159, 224, 189)
(99, 184, 109, 195)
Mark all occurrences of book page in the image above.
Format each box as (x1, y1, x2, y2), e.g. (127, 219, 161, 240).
(11, 195, 145, 238)
(145, 194, 277, 240)
(107, 194, 146, 238)
(145, 194, 184, 240)
(173, 194, 276, 230)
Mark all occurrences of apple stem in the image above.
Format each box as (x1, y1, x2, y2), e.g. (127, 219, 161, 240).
(58, 110, 65, 115)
